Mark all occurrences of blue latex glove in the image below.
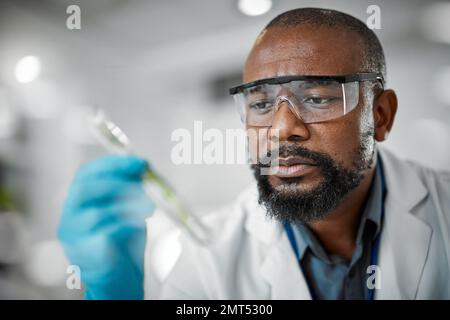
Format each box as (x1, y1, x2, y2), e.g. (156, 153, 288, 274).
(58, 155, 155, 300)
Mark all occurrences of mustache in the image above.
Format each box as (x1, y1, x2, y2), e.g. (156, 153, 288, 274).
(255, 143, 334, 168)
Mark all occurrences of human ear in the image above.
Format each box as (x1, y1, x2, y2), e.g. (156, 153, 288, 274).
(373, 89, 398, 142)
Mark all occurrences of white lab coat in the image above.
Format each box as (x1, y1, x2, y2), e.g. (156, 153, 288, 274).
(144, 148, 450, 299)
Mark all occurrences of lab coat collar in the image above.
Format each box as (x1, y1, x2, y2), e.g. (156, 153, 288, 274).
(244, 147, 432, 300)
(375, 148, 431, 299)
(242, 185, 312, 299)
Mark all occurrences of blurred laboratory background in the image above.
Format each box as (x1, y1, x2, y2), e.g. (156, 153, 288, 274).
(0, 0, 449, 299)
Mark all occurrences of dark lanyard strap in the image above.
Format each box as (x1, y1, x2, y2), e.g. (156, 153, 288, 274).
(284, 159, 387, 300)
(366, 231, 381, 300)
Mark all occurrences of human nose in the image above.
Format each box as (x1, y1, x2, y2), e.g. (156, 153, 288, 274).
(269, 99, 310, 142)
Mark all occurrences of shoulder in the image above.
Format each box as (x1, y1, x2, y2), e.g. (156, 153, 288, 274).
(380, 147, 450, 195)
(396, 154, 450, 201)
(145, 184, 263, 299)
(380, 147, 450, 226)
(410, 161, 450, 220)
(200, 184, 260, 240)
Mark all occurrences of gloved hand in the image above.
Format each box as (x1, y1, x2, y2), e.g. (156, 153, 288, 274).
(58, 155, 155, 300)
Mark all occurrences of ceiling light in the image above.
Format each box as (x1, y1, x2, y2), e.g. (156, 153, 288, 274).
(14, 56, 41, 83)
(238, 0, 272, 17)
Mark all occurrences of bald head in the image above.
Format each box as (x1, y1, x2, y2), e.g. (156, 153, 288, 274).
(244, 8, 386, 84)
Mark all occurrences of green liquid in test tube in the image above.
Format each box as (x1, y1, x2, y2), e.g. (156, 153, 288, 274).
(87, 109, 211, 246)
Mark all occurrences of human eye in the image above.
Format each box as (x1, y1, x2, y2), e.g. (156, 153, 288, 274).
(248, 100, 274, 113)
(302, 95, 338, 109)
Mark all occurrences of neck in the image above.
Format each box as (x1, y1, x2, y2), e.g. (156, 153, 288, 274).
(308, 162, 377, 260)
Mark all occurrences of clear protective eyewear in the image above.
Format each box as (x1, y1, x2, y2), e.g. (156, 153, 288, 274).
(229, 73, 384, 127)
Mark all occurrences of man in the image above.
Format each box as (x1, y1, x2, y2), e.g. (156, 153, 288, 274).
(58, 8, 450, 300)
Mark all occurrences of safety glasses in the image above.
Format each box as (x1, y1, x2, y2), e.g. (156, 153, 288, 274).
(229, 73, 384, 126)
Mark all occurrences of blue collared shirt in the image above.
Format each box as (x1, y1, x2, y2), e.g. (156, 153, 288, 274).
(291, 163, 384, 300)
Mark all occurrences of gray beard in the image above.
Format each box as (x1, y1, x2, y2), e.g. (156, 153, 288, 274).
(251, 141, 375, 224)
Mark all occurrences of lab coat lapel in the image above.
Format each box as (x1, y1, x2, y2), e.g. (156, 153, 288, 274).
(259, 232, 312, 299)
(376, 149, 432, 299)
(244, 186, 312, 300)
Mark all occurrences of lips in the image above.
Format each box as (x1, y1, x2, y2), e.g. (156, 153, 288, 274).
(277, 156, 316, 167)
(269, 156, 317, 178)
